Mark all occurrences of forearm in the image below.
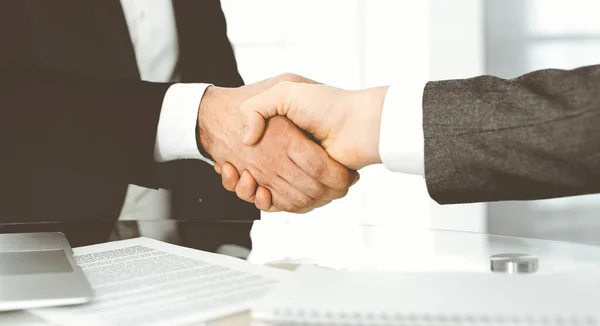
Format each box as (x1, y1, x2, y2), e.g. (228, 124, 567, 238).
(423, 64, 600, 204)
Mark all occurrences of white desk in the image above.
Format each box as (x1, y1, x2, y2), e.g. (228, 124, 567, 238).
(5, 221, 600, 325)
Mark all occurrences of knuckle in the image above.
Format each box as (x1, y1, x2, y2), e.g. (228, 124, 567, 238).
(342, 177, 353, 190)
(297, 207, 316, 214)
(278, 72, 300, 82)
(334, 170, 353, 191)
(310, 163, 326, 178)
(272, 196, 296, 212)
(282, 201, 298, 213)
(308, 183, 327, 199)
(273, 81, 294, 93)
(324, 187, 346, 201)
(335, 186, 350, 199)
(279, 72, 316, 84)
(293, 195, 314, 210)
(237, 193, 251, 203)
(235, 187, 251, 202)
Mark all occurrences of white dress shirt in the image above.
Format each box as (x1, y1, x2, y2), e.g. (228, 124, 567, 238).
(118, 0, 211, 227)
(379, 83, 427, 176)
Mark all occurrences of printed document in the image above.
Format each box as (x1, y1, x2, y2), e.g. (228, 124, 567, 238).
(28, 237, 290, 325)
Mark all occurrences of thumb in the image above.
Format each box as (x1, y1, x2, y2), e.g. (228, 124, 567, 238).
(240, 82, 291, 145)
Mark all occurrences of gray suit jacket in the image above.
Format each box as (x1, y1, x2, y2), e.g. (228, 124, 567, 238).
(423, 64, 600, 204)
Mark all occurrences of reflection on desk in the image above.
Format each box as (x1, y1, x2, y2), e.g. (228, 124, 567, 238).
(0, 220, 254, 257)
(249, 220, 600, 274)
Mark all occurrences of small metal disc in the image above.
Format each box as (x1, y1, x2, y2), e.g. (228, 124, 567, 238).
(490, 253, 538, 274)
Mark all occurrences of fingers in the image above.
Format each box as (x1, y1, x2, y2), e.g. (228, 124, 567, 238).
(218, 154, 356, 213)
(252, 116, 354, 211)
(239, 75, 323, 147)
(241, 110, 267, 146)
(268, 183, 319, 213)
(219, 164, 331, 213)
(220, 163, 240, 192)
(271, 156, 349, 212)
(219, 165, 268, 208)
(214, 163, 222, 174)
(252, 181, 328, 214)
(263, 206, 281, 213)
(240, 82, 292, 146)
(287, 133, 359, 196)
(220, 167, 279, 212)
(255, 186, 278, 212)
(221, 166, 265, 208)
(255, 185, 311, 213)
(235, 171, 257, 203)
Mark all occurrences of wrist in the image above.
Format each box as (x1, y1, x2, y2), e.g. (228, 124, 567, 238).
(354, 86, 387, 167)
(197, 85, 220, 157)
(197, 85, 243, 161)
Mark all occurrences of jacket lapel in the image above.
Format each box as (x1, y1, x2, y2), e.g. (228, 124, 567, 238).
(90, 0, 140, 78)
(171, 0, 201, 82)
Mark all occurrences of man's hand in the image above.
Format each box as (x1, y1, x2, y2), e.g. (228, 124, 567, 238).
(214, 79, 388, 210)
(240, 82, 389, 170)
(198, 74, 358, 213)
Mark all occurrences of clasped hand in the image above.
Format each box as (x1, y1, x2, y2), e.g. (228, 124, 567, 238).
(207, 74, 388, 212)
(198, 74, 359, 213)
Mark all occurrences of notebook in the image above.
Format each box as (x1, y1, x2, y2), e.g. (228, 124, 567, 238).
(251, 265, 600, 325)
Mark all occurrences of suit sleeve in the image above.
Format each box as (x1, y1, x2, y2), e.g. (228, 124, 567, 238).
(423, 64, 600, 204)
(0, 62, 172, 189)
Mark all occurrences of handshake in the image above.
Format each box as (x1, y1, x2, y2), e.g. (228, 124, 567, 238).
(197, 73, 389, 213)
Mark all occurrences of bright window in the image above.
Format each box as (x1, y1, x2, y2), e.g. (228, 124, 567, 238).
(227, 0, 489, 267)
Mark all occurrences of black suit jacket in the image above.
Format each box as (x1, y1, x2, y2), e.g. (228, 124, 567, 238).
(0, 0, 258, 245)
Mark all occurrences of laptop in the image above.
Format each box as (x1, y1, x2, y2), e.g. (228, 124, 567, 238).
(0, 232, 94, 311)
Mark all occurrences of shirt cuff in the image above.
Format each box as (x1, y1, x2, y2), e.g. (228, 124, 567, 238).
(154, 83, 215, 165)
(378, 82, 426, 175)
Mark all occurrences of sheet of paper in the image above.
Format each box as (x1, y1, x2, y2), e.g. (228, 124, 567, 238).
(253, 265, 600, 325)
(28, 237, 290, 326)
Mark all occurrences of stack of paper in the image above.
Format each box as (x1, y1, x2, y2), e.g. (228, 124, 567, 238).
(27, 238, 290, 326)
